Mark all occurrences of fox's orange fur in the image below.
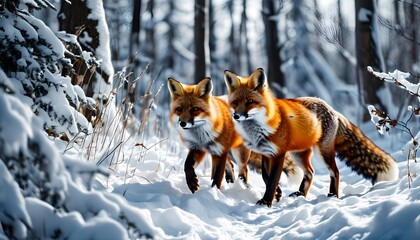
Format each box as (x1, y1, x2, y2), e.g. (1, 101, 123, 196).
(168, 77, 251, 193)
(224, 68, 399, 207)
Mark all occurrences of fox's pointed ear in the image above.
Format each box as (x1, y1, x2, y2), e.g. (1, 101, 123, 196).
(168, 77, 184, 99)
(249, 68, 267, 92)
(195, 77, 213, 99)
(224, 70, 241, 93)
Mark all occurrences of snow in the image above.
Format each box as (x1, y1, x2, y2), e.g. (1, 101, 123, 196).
(1, 1, 420, 239)
(2, 68, 420, 239)
(0, 161, 31, 240)
(368, 67, 420, 102)
(85, 0, 114, 96)
(88, 137, 420, 239)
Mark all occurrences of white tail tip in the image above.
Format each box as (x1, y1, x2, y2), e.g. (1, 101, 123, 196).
(376, 160, 399, 183)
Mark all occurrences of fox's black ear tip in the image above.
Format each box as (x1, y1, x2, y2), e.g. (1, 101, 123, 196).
(257, 68, 265, 72)
(224, 70, 231, 73)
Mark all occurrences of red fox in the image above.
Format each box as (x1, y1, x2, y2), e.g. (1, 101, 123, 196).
(168, 77, 302, 194)
(224, 68, 399, 207)
(168, 77, 250, 193)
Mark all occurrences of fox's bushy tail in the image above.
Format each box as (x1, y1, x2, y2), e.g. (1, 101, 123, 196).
(334, 114, 399, 184)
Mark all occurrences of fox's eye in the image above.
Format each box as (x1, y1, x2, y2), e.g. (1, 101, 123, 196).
(246, 99, 254, 105)
(191, 107, 199, 112)
(175, 107, 182, 113)
(232, 100, 238, 107)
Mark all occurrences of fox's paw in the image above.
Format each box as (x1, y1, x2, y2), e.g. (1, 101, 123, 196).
(185, 171, 199, 193)
(327, 193, 338, 198)
(289, 191, 304, 198)
(275, 186, 282, 202)
(211, 180, 223, 189)
(256, 199, 272, 208)
(187, 178, 199, 193)
(225, 172, 235, 184)
(238, 175, 249, 187)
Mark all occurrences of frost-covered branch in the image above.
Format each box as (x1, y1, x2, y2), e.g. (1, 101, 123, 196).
(368, 67, 419, 187)
(367, 67, 420, 99)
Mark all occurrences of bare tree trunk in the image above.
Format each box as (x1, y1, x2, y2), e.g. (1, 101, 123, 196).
(129, 0, 142, 64)
(409, 0, 418, 67)
(167, 0, 175, 70)
(228, 1, 240, 73)
(262, 0, 285, 98)
(337, 0, 344, 47)
(144, 0, 155, 65)
(355, 0, 388, 121)
(209, 0, 216, 65)
(394, 0, 401, 26)
(337, 0, 353, 84)
(241, 0, 252, 74)
(59, 0, 113, 120)
(194, 0, 210, 82)
(127, 0, 142, 105)
(238, 0, 248, 74)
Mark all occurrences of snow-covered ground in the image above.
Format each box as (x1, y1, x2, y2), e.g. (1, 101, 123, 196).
(89, 131, 420, 240)
(1, 72, 419, 239)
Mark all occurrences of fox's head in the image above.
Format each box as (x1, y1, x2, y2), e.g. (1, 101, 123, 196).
(224, 68, 271, 122)
(168, 77, 213, 129)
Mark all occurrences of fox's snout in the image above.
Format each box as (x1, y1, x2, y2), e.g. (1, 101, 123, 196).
(179, 121, 187, 128)
(178, 118, 205, 129)
(233, 112, 248, 122)
(178, 120, 193, 129)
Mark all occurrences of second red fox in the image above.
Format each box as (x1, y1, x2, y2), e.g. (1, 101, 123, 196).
(167, 76, 302, 194)
(224, 68, 399, 207)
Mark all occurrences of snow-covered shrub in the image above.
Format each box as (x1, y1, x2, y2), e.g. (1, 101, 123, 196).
(0, 160, 32, 239)
(368, 67, 419, 141)
(0, 0, 91, 140)
(368, 67, 419, 187)
(0, 69, 156, 239)
(0, 69, 68, 207)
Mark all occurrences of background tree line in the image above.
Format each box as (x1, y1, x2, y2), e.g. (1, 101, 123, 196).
(94, 0, 418, 122)
(5, 0, 419, 140)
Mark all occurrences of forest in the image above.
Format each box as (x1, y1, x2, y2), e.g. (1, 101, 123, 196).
(0, 0, 419, 239)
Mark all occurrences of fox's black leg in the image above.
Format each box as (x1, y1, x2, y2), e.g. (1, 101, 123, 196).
(257, 154, 285, 207)
(184, 149, 205, 193)
(211, 153, 228, 189)
(225, 157, 235, 183)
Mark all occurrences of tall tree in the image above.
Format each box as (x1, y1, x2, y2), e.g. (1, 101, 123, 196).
(194, 0, 210, 83)
(166, 0, 175, 71)
(239, 0, 252, 74)
(58, 0, 114, 121)
(228, 0, 241, 73)
(262, 0, 285, 97)
(407, 0, 418, 67)
(337, 0, 353, 84)
(144, 0, 155, 65)
(126, 0, 143, 105)
(355, 0, 388, 121)
(129, 0, 142, 65)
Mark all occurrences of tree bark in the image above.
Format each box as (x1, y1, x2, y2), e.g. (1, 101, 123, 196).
(144, 0, 155, 64)
(194, 0, 210, 83)
(129, 0, 142, 65)
(126, 0, 142, 104)
(262, 0, 285, 98)
(58, 0, 113, 121)
(228, 0, 240, 73)
(355, 0, 388, 121)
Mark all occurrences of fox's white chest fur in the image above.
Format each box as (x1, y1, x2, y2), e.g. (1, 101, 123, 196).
(173, 116, 223, 155)
(234, 108, 278, 156)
